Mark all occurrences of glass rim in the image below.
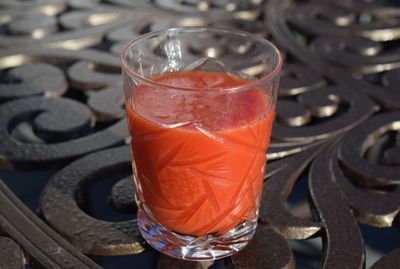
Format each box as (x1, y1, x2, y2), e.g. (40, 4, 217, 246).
(120, 26, 283, 92)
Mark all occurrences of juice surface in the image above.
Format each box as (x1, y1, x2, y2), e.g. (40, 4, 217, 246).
(126, 71, 274, 236)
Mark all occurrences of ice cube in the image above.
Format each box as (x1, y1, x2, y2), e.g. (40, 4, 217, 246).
(183, 57, 235, 74)
(183, 57, 257, 82)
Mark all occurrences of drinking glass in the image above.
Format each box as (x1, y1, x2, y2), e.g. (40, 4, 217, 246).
(121, 26, 282, 260)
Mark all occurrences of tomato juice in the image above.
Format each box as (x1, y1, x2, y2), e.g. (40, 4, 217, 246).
(126, 71, 274, 236)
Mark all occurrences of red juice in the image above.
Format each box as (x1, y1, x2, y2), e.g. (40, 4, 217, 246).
(126, 71, 274, 236)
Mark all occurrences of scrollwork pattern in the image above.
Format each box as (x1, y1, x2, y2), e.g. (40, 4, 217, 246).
(0, 0, 398, 268)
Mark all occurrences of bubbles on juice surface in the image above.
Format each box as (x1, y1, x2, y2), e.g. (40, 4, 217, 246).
(132, 71, 269, 131)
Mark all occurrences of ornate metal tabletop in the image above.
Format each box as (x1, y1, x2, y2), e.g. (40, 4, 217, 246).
(0, 0, 399, 268)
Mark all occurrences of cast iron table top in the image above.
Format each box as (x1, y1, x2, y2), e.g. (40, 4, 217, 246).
(0, 0, 399, 268)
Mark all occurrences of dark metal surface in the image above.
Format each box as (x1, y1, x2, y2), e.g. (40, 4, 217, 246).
(110, 177, 137, 213)
(0, 97, 127, 169)
(0, 0, 399, 268)
(259, 144, 323, 240)
(0, 181, 101, 269)
(0, 236, 24, 269)
(39, 146, 145, 256)
(226, 226, 295, 269)
(309, 141, 365, 269)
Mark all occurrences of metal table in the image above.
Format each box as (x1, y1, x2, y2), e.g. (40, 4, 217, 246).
(0, 0, 399, 268)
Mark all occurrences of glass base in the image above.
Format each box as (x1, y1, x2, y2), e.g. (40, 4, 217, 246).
(137, 206, 257, 261)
